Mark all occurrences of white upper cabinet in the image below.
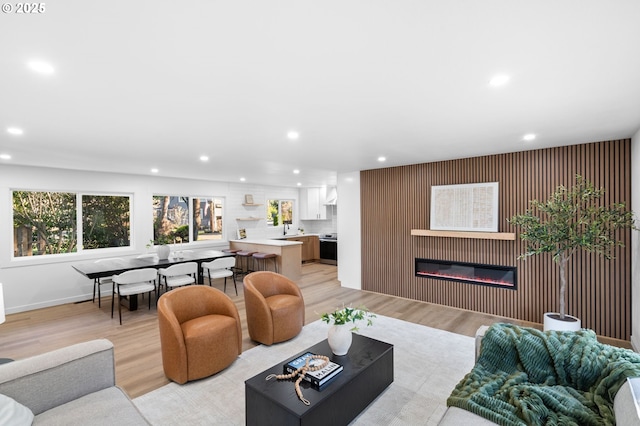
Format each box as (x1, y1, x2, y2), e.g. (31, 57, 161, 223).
(300, 187, 327, 220)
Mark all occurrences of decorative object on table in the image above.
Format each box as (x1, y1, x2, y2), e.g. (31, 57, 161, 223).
(245, 194, 254, 204)
(265, 353, 330, 405)
(509, 175, 638, 331)
(174, 236, 183, 258)
(156, 244, 170, 260)
(147, 234, 173, 260)
(320, 305, 375, 355)
(284, 352, 343, 388)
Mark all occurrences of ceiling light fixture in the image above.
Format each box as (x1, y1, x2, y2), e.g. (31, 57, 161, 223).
(523, 133, 536, 141)
(489, 74, 510, 87)
(287, 131, 299, 140)
(151, 168, 159, 173)
(27, 60, 55, 74)
(0, 154, 12, 160)
(200, 155, 209, 162)
(240, 177, 246, 182)
(293, 169, 300, 174)
(7, 127, 24, 135)
(378, 156, 386, 162)
(297, 182, 302, 186)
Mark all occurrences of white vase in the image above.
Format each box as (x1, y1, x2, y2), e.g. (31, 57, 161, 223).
(327, 324, 352, 356)
(157, 245, 170, 260)
(543, 312, 581, 332)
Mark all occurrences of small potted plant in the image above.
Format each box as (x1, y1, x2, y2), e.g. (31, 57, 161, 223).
(320, 305, 375, 355)
(146, 233, 174, 260)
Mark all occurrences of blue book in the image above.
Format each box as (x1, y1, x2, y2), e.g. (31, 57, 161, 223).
(284, 352, 343, 387)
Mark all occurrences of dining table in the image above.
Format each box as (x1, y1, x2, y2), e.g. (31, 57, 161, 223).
(72, 249, 234, 310)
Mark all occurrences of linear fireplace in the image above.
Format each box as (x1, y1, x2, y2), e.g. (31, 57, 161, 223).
(415, 258, 517, 289)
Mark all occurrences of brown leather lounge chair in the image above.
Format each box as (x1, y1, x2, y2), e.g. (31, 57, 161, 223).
(157, 285, 242, 384)
(243, 271, 305, 345)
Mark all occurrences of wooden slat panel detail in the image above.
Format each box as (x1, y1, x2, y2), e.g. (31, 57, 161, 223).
(360, 140, 633, 340)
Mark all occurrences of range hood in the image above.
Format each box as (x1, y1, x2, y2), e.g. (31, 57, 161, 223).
(324, 186, 337, 205)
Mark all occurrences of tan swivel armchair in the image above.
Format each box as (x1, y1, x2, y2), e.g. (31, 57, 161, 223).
(243, 271, 305, 346)
(157, 286, 242, 384)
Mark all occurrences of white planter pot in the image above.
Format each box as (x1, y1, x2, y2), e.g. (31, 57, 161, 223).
(327, 324, 352, 356)
(543, 312, 581, 332)
(157, 245, 170, 260)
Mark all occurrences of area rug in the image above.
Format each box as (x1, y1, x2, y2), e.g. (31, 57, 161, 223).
(133, 316, 475, 425)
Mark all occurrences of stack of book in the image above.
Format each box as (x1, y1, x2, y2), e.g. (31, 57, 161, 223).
(284, 352, 343, 388)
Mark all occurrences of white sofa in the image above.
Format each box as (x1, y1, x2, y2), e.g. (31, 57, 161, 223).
(0, 339, 150, 425)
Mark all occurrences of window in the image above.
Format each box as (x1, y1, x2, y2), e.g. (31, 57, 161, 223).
(193, 197, 223, 241)
(82, 195, 131, 249)
(266, 199, 293, 226)
(153, 195, 225, 244)
(13, 190, 131, 257)
(153, 195, 189, 244)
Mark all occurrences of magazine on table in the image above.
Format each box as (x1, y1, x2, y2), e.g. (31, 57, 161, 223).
(284, 352, 343, 387)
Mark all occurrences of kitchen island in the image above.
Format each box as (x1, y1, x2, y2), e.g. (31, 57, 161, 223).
(229, 239, 302, 280)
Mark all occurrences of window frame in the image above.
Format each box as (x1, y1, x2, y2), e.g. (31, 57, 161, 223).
(11, 189, 134, 260)
(151, 194, 227, 247)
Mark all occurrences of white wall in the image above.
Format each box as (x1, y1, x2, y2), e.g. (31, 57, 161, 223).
(0, 165, 301, 313)
(337, 171, 361, 289)
(631, 130, 640, 350)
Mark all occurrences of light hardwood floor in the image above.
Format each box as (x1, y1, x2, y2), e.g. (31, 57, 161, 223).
(0, 263, 630, 398)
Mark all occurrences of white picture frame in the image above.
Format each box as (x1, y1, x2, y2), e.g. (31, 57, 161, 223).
(430, 182, 499, 232)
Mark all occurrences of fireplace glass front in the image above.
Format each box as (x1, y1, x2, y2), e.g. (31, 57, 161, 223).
(415, 258, 516, 289)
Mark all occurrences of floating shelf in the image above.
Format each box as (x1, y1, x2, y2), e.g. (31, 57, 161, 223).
(242, 203, 263, 206)
(411, 229, 516, 241)
(236, 217, 262, 221)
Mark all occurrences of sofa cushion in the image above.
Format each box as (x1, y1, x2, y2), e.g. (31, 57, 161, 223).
(33, 387, 149, 425)
(0, 393, 34, 425)
(614, 380, 640, 426)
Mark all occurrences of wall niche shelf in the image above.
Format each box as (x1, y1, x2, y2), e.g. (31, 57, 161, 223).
(411, 229, 515, 241)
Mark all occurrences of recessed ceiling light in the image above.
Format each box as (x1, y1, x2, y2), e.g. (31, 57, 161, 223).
(7, 127, 24, 135)
(523, 133, 536, 141)
(151, 168, 159, 173)
(293, 169, 300, 174)
(297, 182, 302, 186)
(287, 131, 299, 140)
(489, 74, 510, 87)
(200, 155, 209, 162)
(27, 60, 55, 74)
(378, 156, 386, 162)
(240, 177, 246, 182)
(0, 154, 12, 160)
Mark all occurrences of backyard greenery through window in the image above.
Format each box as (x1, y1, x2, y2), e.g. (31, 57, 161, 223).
(13, 191, 131, 257)
(153, 195, 224, 244)
(266, 199, 293, 226)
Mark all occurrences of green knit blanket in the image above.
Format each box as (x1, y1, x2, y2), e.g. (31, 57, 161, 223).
(447, 323, 640, 425)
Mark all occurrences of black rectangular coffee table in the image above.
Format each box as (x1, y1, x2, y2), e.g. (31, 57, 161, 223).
(245, 333, 393, 426)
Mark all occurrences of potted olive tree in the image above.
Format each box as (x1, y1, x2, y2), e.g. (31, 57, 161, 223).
(509, 175, 637, 331)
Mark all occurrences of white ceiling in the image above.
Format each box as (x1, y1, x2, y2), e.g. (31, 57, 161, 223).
(2, 1, 640, 188)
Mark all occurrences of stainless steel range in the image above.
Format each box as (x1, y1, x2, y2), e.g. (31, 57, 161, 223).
(319, 233, 337, 265)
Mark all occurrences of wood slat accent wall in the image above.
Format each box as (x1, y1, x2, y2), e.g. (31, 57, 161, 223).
(360, 140, 633, 340)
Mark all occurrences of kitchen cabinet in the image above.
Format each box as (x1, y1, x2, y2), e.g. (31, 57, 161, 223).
(300, 187, 327, 220)
(283, 235, 319, 262)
